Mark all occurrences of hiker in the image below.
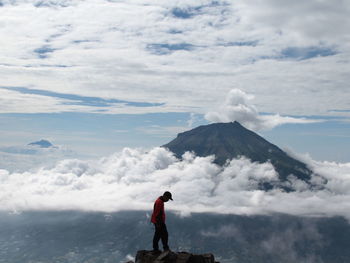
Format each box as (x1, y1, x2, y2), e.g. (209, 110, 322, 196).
(151, 191, 173, 253)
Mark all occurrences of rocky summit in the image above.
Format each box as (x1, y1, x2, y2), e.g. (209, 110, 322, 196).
(125, 250, 219, 263)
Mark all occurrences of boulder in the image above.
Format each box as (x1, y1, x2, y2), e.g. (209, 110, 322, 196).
(131, 250, 219, 263)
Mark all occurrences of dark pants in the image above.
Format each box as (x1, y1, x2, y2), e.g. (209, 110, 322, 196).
(153, 223, 169, 250)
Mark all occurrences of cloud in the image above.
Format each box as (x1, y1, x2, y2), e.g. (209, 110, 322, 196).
(205, 89, 321, 131)
(0, 86, 168, 114)
(0, 0, 349, 118)
(0, 87, 173, 114)
(236, 0, 350, 43)
(1, 147, 350, 220)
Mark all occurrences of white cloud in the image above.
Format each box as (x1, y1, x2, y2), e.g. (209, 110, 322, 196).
(236, 0, 350, 44)
(0, 0, 349, 117)
(205, 89, 321, 131)
(1, 147, 350, 220)
(0, 88, 180, 114)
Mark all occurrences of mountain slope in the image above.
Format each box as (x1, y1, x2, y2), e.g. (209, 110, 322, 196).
(162, 121, 313, 182)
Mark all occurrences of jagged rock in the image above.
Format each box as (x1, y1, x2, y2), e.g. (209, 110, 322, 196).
(132, 250, 219, 263)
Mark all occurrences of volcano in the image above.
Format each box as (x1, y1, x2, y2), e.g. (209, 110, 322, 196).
(163, 121, 313, 183)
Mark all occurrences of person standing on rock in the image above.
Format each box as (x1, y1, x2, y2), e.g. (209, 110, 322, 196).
(151, 191, 173, 253)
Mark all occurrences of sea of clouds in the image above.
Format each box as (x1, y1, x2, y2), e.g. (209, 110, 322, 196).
(1, 147, 350, 219)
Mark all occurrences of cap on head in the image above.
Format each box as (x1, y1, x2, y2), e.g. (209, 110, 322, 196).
(163, 191, 173, 201)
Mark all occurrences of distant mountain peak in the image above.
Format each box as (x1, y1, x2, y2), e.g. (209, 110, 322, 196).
(28, 139, 54, 148)
(163, 122, 314, 187)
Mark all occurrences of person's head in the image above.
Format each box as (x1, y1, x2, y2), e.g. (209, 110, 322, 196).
(162, 191, 173, 202)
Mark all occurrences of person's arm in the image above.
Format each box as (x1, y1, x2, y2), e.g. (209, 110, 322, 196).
(154, 201, 164, 225)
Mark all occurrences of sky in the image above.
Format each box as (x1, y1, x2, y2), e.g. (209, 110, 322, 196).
(1, 0, 350, 216)
(0, 0, 349, 162)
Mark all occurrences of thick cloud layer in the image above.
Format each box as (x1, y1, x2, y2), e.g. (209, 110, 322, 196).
(1, 147, 350, 219)
(205, 89, 320, 131)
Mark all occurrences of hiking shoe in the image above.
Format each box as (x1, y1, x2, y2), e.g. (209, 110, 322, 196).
(151, 249, 161, 255)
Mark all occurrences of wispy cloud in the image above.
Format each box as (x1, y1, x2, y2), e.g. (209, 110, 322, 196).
(0, 86, 170, 114)
(1, 86, 163, 108)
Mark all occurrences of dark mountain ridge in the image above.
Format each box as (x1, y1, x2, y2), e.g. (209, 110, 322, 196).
(28, 139, 54, 148)
(163, 121, 313, 184)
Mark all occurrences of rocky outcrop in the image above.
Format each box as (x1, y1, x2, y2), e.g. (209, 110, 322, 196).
(127, 250, 219, 263)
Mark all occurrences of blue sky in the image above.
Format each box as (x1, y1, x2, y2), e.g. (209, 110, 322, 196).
(0, 0, 350, 163)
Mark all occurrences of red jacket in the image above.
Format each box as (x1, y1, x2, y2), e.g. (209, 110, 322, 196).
(151, 197, 165, 224)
